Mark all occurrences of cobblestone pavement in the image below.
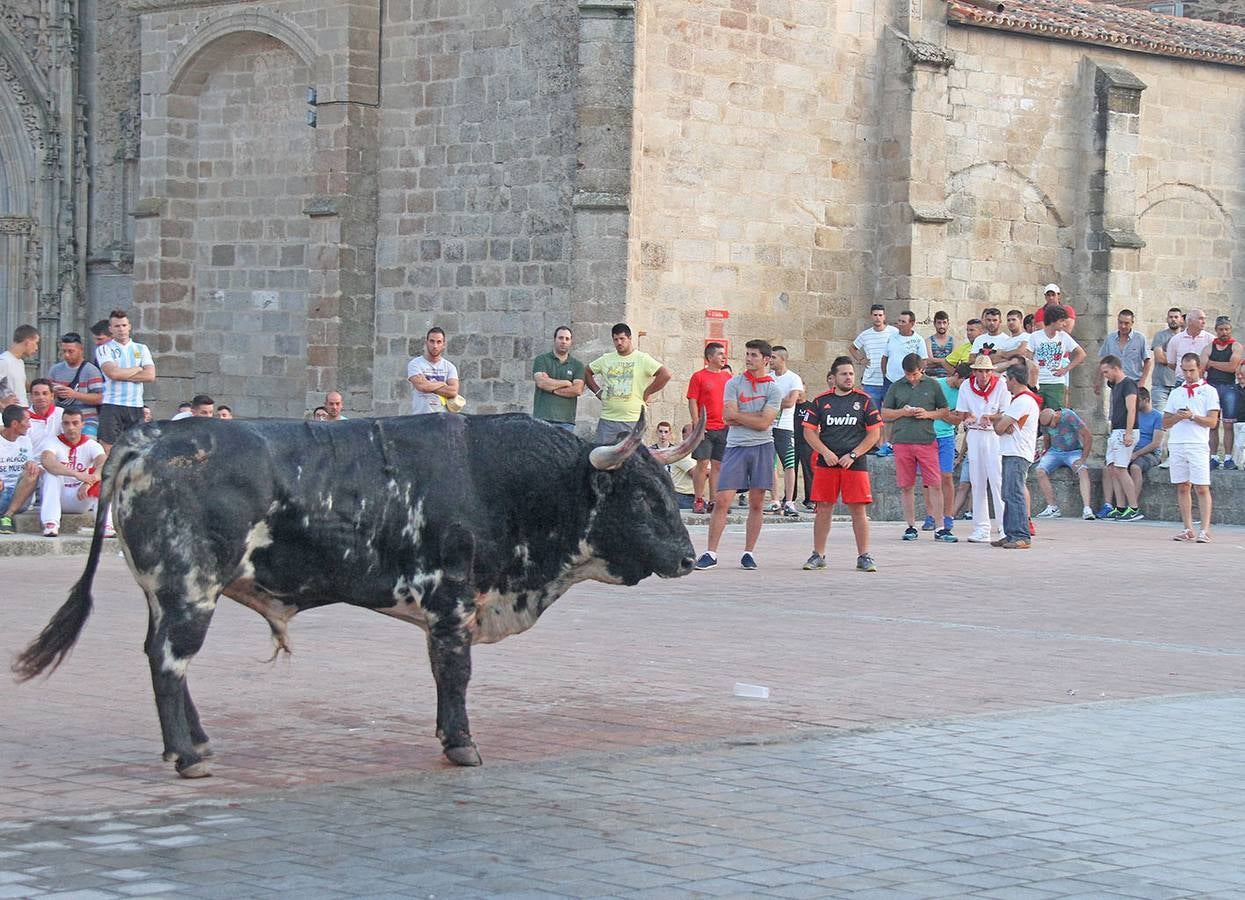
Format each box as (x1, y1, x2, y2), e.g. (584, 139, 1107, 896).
(3, 518, 1245, 896)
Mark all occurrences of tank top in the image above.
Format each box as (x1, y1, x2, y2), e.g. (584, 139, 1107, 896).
(1207, 340, 1236, 384)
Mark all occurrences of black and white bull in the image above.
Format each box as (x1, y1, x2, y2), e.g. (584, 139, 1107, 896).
(13, 411, 702, 777)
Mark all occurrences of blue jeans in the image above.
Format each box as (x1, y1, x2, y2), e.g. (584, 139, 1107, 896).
(1001, 456, 1030, 543)
(862, 380, 890, 410)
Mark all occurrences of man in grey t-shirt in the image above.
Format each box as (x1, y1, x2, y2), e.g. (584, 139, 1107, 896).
(1150, 307, 1184, 411)
(695, 339, 783, 571)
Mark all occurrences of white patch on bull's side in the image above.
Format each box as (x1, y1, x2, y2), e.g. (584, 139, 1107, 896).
(513, 543, 529, 566)
(323, 494, 333, 511)
(400, 500, 425, 542)
(469, 589, 542, 643)
(376, 572, 442, 630)
(159, 639, 191, 678)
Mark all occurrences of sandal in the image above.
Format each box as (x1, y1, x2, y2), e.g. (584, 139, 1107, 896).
(1173, 529, 1196, 542)
(1196, 531, 1212, 543)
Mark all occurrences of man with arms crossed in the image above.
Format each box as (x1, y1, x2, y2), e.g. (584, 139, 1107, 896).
(1028, 305, 1084, 410)
(800, 356, 882, 573)
(686, 342, 732, 512)
(531, 325, 585, 432)
(695, 340, 782, 571)
(1100, 355, 1142, 520)
(96, 310, 155, 452)
(408, 326, 460, 415)
(1164, 353, 1219, 543)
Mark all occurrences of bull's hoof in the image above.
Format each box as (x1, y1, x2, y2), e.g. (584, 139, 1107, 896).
(444, 744, 482, 767)
(194, 741, 214, 758)
(176, 758, 212, 779)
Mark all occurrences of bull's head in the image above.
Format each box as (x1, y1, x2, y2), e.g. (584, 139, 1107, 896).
(584, 411, 704, 585)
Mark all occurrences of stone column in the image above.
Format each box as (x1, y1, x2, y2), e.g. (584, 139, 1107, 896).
(570, 0, 634, 377)
(877, 30, 954, 323)
(1081, 60, 1146, 433)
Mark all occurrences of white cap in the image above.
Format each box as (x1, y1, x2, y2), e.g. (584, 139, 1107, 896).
(1043, 283, 1061, 294)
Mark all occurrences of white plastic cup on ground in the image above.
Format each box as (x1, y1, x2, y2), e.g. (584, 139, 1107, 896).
(733, 682, 769, 699)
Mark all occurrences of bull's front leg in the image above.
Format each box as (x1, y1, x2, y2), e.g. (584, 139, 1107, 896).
(426, 606, 482, 767)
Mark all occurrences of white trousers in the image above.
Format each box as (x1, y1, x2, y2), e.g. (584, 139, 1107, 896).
(39, 472, 98, 526)
(966, 429, 1005, 533)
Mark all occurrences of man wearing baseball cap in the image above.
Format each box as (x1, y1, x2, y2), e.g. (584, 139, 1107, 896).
(1034, 283, 1076, 334)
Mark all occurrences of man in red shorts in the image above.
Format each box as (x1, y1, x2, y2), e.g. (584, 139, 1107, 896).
(799, 355, 882, 572)
(881, 352, 954, 543)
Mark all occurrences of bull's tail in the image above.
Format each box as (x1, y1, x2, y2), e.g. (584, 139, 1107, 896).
(12, 436, 137, 682)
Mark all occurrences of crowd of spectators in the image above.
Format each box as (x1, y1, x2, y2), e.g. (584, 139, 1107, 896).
(0, 291, 1238, 557)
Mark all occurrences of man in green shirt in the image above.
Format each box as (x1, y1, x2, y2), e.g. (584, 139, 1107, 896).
(585, 322, 671, 444)
(531, 325, 585, 431)
(881, 353, 953, 543)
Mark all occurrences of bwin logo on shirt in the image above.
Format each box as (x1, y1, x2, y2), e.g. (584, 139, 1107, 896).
(823, 414, 861, 426)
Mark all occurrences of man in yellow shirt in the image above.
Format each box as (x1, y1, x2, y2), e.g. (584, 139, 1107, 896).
(586, 323, 671, 443)
(941, 318, 984, 372)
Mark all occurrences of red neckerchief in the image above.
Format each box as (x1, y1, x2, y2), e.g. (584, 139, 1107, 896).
(58, 433, 90, 449)
(1014, 389, 1043, 409)
(30, 405, 56, 423)
(1185, 380, 1203, 397)
(744, 370, 774, 388)
(968, 374, 999, 399)
(1213, 338, 1235, 350)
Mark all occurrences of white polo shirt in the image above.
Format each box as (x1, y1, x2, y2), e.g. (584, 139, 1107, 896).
(1163, 382, 1220, 446)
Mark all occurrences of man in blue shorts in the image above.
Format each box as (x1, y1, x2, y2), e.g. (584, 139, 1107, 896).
(1033, 406, 1095, 521)
(696, 340, 783, 571)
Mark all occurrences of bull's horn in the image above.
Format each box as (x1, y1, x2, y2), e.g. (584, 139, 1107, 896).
(651, 410, 707, 466)
(589, 409, 647, 471)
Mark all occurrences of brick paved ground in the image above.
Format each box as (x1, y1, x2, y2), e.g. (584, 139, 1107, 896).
(2, 518, 1244, 896)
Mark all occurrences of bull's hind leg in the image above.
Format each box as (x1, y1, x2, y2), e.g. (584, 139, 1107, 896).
(144, 588, 218, 778)
(426, 613, 481, 767)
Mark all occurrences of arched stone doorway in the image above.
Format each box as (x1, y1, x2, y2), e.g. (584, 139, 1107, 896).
(0, 73, 34, 344)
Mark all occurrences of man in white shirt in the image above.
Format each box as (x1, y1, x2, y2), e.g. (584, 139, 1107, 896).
(0, 324, 39, 407)
(1165, 308, 1212, 386)
(849, 304, 898, 455)
(971, 307, 1029, 371)
(1163, 352, 1220, 543)
(767, 345, 804, 518)
(880, 311, 929, 387)
(96, 309, 156, 451)
(38, 409, 106, 538)
(993, 365, 1041, 549)
(407, 326, 461, 415)
(0, 405, 39, 533)
(27, 379, 64, 455)
(1028, 305, 1085, 410)
(951, 355, 1009, 544)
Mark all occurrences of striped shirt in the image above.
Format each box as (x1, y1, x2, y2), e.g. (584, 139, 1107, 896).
(96, 340, 154, 407)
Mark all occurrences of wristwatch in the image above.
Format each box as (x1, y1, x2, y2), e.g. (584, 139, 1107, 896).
(849, 451, 858, 460)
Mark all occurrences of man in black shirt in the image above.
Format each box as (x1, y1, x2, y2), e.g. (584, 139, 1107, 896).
(799, 356, 882, 572)
(1100, 354, 1141, 520)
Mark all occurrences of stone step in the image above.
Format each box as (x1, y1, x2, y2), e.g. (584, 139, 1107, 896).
(9, 513, 97, 535)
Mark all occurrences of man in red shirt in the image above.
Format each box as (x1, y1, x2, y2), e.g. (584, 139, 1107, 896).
(686, 342, 732, 513)
(1034, 283, 1076, 334)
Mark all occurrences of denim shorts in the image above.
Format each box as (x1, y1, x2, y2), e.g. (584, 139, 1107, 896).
(1213, 382, 1240, 421)
(1037, 448, 1086, 475)
(0, 482, 32, 514)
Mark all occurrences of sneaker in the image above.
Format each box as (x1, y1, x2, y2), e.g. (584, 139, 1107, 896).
(103, 525, 117, 539)
(42, 522, 59, 538)
(765, 501, 782, 513)
(856, 553, 877, 572)
(1196, 531, 1213, 544)
(1173, 529, 1195, 542)
(1106, 507, 1124, 520)
(706, 500, 716, 513)
(967, 526, 991, 543)
(1082, 506, 1096, 521)
(1118, 508, 1143, 522)
(1096, 503, 1114, 519)
(943, 516, 954, 531)
(1226, 458, 1239, 471)
(693, 497, 706, 514)
(991, 537, 1007, 547)
(0, 515, 12, 534)
(783, 501, 800, 519)
(694, 551, 718, 570)
(961, 510, 974, 521)
(736, 494, 747, 508)
(801, 500, 816, 511)
(1158, 458, 1171, 469)
(1028, 520, 1037, 536)
(934, 528, 958, 543)
(876, 443, 894, 458)
(902, 526, 919, 541)
(1210, 456, 1221, 470)
(921, 515, 936, 531)
(740, 552, 758, 570)
(1036, 505, 1061, 519)
(802, 552, 827, 571)
(1003, 539, 1032, 549)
